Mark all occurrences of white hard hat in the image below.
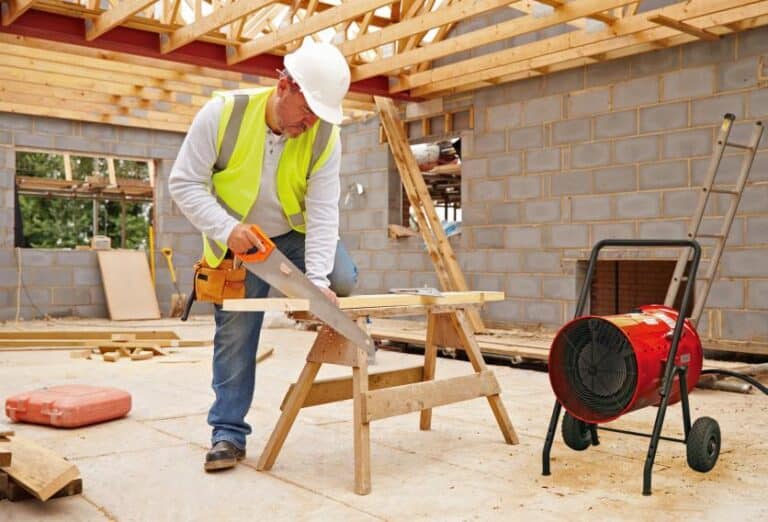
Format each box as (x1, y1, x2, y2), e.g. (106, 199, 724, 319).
(284, 41, 351, 125)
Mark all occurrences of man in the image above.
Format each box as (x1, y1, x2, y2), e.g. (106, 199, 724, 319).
(169, 41, 356, 471)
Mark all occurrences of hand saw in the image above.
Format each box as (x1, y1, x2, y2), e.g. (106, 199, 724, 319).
(237, 225, 374, 356)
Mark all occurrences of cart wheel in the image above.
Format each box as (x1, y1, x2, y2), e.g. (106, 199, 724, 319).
(562, 412, 592, 451)
(687, 417, 721, 472)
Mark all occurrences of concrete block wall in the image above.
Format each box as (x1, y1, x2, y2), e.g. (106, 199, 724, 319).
(0, 113, 206, 321)
(341, 26, 768, 343)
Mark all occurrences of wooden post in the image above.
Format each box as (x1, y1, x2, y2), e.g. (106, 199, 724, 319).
(419, 311, 439, 430)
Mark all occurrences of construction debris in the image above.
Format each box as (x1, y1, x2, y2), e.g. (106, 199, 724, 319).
(0, 435, 80, 502)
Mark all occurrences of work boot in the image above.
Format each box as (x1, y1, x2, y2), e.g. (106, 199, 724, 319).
(204, 441, 246, 472)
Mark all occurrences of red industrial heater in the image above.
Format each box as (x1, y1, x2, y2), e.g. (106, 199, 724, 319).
(542, 239, 719, 496)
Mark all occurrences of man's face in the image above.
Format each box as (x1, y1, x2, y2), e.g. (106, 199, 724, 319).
(275, 77, 319, 138)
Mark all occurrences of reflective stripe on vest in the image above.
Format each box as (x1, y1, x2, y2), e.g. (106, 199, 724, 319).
(201, 88, 338, 267)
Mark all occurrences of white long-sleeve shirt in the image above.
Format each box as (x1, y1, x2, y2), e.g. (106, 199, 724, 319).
(168, 96, 341, 288)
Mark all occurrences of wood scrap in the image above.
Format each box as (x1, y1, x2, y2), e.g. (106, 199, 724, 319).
(103, 351, 121, 363)
(69, 349, 93, 359)
(388, 224, 418, 239)
(0, 435, 80, 501)
(0, 449, 10, 467)
(256, 347, 274, 363)
(0, 430, 14, 438)
(0, 471, 82, 502)
(130, 349, 153, 361)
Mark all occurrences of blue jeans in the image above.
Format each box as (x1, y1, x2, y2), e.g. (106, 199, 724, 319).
(207, 231, 358, 450)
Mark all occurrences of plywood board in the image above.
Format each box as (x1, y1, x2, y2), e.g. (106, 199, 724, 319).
(97, 250, 161, 320)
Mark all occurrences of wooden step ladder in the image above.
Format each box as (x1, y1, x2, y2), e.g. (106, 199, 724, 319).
(664, 114, 764, 325)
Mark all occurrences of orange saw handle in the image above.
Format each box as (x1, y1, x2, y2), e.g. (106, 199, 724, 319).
(237, 224, 275, 263)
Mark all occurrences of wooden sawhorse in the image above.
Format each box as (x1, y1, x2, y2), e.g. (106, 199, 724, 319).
(254, 301, 519, 495)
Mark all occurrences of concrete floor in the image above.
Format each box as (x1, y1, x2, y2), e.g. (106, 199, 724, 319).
(0, 317, 766, 521)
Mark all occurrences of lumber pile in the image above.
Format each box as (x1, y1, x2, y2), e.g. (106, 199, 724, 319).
(0, 432, 81, 502)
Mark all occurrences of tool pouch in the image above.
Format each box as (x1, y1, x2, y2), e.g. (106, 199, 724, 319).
(192, 259, 246, 305)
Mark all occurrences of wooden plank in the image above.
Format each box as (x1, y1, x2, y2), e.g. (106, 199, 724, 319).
(364, 371, 500, 422)
(86, 0, 157, 40)
(230, 0, 394, 64)
(280, 366, 424, 410)
(0, 330, 179, 340)
(353, 346, 370, 495)
(0, 449, 10, 467)
(0, 436, 80, 502)
(161, 0, 279, 53)
(648, 14, 720, 41)
(306, 325, 361, 367)
(351, 0, 640, 81)
(223, 298, 310, 312)
(97, 250, 161, 321)
(419, 312, 438, 430)
(1, 0, 35, 26)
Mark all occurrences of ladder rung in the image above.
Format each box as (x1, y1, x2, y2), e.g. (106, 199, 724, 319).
(696, 234, 724, 239)
(707, 188, 739, 195)
(682, 276, 710, 282)
(724, 141, 753, 151)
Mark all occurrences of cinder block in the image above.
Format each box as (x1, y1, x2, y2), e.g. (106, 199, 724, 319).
(14, 132, 54, 149)
(721, 248, 768, 277)
(505, 77, 544, 104)
(568, 88, 611, 117)
(692, 93, 746, 125)
(358, 271, 383, 291)
(412, 272, 439, 289)
(746, 216, 768, 244)
(614, 135, 659, 164)
(505, 226, 543, 248)
(383, 271, 410, 290)
(364, 149, 388, 170)
(572, 195, 612, 221)
(552, 119, 591, 145)
(615, 192, 661, 219)
(474, 132, 507, 155)
(591, 222, 636, 242)
(748, 88, 768, 118)
(683, 38, 735, 67)
(663, 189, 702, 218)
(739, 184, 768, 213)
(706, 280, 745, 309)
(346, 131, 377, 152)
(640, 102, 689, 133)
(350, 250, 371, 270)
(543, 69, 585, 95)
(458, 251, 487, 271)
(153, 132, 184, 148)
(595, 110, 637, 140)
(542, 277, 576, 300)
(486, 103, 522, 131)
(469, 274, 503, 293)
(459, 160, 487, 179)
(487, 251, 522, 272)
(523, 251, 561, 273)
(614, 77, 659, 109)
(662, 67, 715, 101)
(663, 129, 713, 159)
(16, 249, 56, 267)
(0, 131, 10, 145)
(341, 152, 363, 173)
(747, 280, 768, 309)
(586, 60, 631, 87)
(738, 25, 768, 57)
(398, 252, 429, 271)
(630, 48, 681, 77)
(593, 166, 637, 193)
(549, 224, 589, 248)
(52, 287, 91, 306)
(474, 84, 510, 108)
(508, 125, 544, 150)
(717, 58, 758, 92)
(700, 216, 743, 246)
(34, 117, 73, 135)
(524, 301, 561, 325)
(489, 154, 521, 176)
(690, 154, 743, 185)
(638, 219, 688, 239)
(721, 310, 768, 341)
(372, 251, 398, 270)
(550, 171, 592, 196)
(361, 232, 389, 250)
(0, 113, 33, 131)
(640, 160, 689, 190)
(463, 203, 489, 226)
(470, 179, 506, 202)
(524, 200, 560, 223)
(571, 142, 610, 169)
(473, 227, 505, 249)
(523, 95, 562, 124)
(485, 300, 524, 323)
(525, 148, 561, 173)
(117, 127, 153, 144)
(506, 275, 540, 298)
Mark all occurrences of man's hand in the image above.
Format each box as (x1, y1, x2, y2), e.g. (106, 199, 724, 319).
(318, 286, 338, 305)
(227, 224, 264, 254)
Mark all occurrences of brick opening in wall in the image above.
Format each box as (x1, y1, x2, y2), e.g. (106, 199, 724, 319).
(583, 260, 694, 317)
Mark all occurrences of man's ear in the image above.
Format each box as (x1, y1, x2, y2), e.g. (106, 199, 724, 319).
(276, 76, 290, 95)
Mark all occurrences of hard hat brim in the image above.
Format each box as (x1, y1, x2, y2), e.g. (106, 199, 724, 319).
(303, 93, 344, 125)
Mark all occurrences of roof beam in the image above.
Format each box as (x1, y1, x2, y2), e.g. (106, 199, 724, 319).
(339, 0, 512, 58)
(229, 0, 395, 65)
(351, 0, 639, 82)
(2, 0, 35, 26)
(411, 0, 767, 97)
(536, 0, 617, 25)
(160, 0, 279, 54)
(86, 0, 157, 40)
(648, 14, 720, 41)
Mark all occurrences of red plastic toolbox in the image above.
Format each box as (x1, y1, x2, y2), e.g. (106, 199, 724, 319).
(5, 385, 131, 428)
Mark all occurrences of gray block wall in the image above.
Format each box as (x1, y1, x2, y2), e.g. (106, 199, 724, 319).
(0, 114, 209, 321)
(340, 26, 768, 344)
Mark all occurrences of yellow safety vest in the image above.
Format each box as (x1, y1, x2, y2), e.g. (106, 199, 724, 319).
(202, 87, 339, 268)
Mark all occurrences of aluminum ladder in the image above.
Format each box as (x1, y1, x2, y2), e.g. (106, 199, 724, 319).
(664, 113, 764, 325)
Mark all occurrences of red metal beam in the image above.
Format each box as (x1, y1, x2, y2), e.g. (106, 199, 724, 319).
(0, 9, 414, 100)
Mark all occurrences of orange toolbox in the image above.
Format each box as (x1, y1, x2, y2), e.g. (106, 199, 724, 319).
(5, 385, 131, 428)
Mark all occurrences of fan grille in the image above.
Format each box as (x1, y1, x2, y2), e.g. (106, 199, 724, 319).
(556, 318, 638, 420)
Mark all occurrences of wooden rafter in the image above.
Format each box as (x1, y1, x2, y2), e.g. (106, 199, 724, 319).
(411, 0, 767, 97)
(1, 0, 35, 26)
(350, 0, 639, 81)
(537, 0, 617, 25)
(648, 14, 720, 41)
(229, 0, 396, 65)
(160, 0, 279, 53)
(86, 0, 157, 40)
